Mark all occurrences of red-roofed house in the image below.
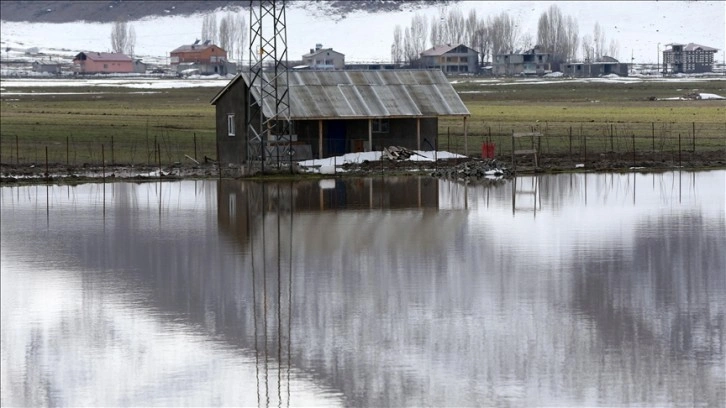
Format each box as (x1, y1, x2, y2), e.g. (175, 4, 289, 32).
(73, 52, 134, 74)
(170, 40, 234, 75)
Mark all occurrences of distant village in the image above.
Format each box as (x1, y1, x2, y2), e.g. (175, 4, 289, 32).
(14, 39, 722, 79)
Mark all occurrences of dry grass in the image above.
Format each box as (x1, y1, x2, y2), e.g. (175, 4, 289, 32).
(1, 78, 724, 166)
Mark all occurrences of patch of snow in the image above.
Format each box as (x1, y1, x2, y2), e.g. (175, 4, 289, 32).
(544, 72, 563, 78)
(0, 78, 231, 89)
(297, 150, 466, 173)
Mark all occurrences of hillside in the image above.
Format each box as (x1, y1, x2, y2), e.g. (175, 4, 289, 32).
(0, 1, 445, 23)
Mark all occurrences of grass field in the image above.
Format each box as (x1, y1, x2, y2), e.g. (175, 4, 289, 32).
(1, 77, 724, 167)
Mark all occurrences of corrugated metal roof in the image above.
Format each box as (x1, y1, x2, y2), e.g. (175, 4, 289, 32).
(420, 44, 459, 56)
(220, 69, 469, 120)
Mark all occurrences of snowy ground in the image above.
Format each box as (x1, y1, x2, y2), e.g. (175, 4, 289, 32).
(0, 77, 232, 90)
(2, 73, 725, 95)
(1, 1, 724, 67)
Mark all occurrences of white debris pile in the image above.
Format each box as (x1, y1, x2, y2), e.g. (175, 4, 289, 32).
(659, 92, 725, 101)
(296, 148, 466, 174)
(381, 146, 425, 161)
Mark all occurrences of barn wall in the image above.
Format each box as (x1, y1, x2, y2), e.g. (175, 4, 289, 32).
(215, 79, 248, 165)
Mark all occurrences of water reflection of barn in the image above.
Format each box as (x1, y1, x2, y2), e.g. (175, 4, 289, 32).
(217, 177, 440, 246)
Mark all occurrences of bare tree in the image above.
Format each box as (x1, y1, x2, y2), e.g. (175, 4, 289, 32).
(488, 12, 518, 57)
(391, 25, 403, 64)
(444, 8, 465, 45)
(472, 24, 490, 64)
(519, 32, 534, 51)
(465, 9, 478, 48)
(127, 25, 136, 56)
(218, 12, 237, 59)
(236, 13, 247, 63)
(110, 20, 135, 55)
(429, 15, 441, 47)
(593, 22, 605, 61)
(201, 13, 217, 44)
(581, 34, 594, 62)
(403, 27, 416, 65)
(537, 5, 578, 64)
(410, 13, 428, 57)
(607, 39, 620, 59)
(565, 16, 579, 62)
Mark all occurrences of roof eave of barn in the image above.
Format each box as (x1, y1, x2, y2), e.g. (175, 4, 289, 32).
(210, 73, 244, 105)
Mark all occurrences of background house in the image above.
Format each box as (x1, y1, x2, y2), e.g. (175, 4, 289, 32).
(210, 69, 470, 166)
(170, 40, 234, 75)
(662, 43, 719, 74)
(32, 60, 61, 74)
(493, 46, 552, 76)
(563, 56, 629, 77)
(420, 44, 479, 75)
(132, 59, 146, 74)
(72, 52, 133, 74)
(301, 44, 345, 70)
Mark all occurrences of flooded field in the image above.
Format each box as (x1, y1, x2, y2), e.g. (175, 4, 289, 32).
(2, 171, 725, 407)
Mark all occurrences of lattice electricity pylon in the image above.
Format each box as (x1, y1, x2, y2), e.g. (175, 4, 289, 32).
(246, 0, 294, 173)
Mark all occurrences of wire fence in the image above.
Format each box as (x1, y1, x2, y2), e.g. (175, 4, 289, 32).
(441, 121, 726, 160)
(0, 131, 218, 169)
(1, 121, 724, 171)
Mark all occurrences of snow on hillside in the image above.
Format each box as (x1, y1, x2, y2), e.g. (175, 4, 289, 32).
(1, 1, 724, 67)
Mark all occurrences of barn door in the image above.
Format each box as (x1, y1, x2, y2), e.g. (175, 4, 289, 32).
(327, 120, 346, 156)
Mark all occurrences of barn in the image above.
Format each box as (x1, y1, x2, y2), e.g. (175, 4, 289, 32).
(210, 69, 470, 167)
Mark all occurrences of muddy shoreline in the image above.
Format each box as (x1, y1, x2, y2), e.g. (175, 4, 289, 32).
(2, 150, 725, 186)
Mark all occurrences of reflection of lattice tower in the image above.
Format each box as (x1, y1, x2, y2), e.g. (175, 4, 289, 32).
(247, 0, 293, 171)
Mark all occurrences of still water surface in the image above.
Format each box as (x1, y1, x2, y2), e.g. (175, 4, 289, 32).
(1, 171, 725, 407)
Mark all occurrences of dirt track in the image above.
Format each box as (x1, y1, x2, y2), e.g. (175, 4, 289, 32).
(2, 150, 725, 186)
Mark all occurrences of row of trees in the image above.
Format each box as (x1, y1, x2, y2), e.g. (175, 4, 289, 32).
(392, 5, 620, 66)
(201, 12, 247, 62)
(108, 13, 248, 61)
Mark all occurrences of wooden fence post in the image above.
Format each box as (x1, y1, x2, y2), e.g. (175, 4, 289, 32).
(569, 126, 572, 162)
(678, 133, 682, 167)
(102, 144, 105, 181)
(692, 122, 696, 152)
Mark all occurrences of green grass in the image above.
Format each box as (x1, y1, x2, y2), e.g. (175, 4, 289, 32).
(1, 86, 219, 166)
(1, 79, 724, 166)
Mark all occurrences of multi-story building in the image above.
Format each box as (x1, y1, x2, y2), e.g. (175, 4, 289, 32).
(493, 46, 552, 76)
(662, 43, 718, 74)
(563, 56, 629, 77)
(170, 40, 234, 75)
(302, 44, 345, 70)
(419, 44, 479, 75)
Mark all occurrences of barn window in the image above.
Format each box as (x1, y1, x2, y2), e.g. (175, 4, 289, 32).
(227, 114, 235, 136)
(372, 119, 389, 133)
